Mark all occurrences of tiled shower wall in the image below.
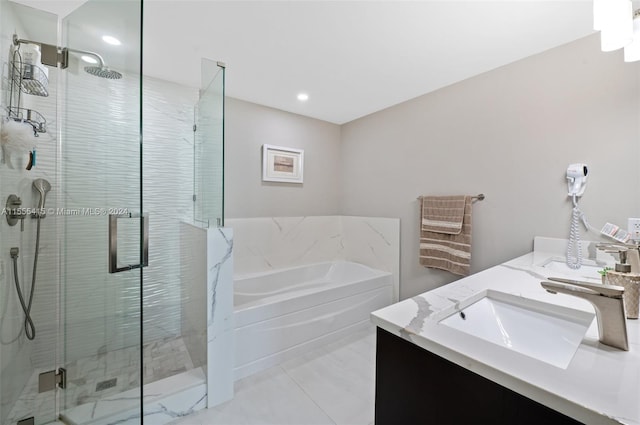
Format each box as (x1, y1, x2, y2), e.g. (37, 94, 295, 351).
(61, 72, 200, 360)
(0, 3, 59, 422)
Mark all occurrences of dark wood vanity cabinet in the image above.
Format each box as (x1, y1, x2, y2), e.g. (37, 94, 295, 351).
(374, 327, 582, 425)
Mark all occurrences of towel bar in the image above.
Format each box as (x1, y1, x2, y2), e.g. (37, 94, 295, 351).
(417, 193, 485, 201)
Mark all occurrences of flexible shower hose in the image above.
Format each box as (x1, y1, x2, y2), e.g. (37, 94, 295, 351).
(11, 216, 42, 340)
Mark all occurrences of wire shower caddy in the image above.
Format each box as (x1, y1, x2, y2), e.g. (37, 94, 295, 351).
(6, 47, 48, 136)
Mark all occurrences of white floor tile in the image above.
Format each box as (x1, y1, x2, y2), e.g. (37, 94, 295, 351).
(281, 326, 376, 425)
(169, 366, 334, 425)
(169, 327, 376, 425)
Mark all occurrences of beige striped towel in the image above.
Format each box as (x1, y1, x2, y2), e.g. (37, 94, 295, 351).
(419, 195, 472, 276)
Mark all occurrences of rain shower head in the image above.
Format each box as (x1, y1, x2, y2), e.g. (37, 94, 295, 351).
(64, 47, 122, 80)
(32, 178, 51, 210)
(84, 66, 122, 79)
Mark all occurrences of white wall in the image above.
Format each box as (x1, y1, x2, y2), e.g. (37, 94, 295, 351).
(225, 98, 342, 218)
(225, 34, 640, 300)
(340, 34, 640, 299)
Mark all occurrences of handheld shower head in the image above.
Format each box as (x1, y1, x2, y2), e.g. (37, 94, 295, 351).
(32, 178, 51, 210)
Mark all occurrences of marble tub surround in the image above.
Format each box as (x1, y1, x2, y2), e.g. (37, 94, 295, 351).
(371, 237, 638, 424)
(226, 216, 342, 273)
(180, 222, 208, 372)
(227, 216, 400, 301)
(342, 216, 400, 301)
(206, 227, 235, 408)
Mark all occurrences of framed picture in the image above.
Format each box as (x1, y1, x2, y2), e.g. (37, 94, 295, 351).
(262, 144, 304, 183)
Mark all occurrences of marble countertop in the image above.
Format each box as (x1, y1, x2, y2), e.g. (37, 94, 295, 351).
(371, 237, 640, 425)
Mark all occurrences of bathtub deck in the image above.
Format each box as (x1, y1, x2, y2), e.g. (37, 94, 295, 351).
(168, 325, 377, 425)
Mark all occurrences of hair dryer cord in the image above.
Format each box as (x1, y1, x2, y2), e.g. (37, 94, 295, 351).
(566, 194, 590, 270)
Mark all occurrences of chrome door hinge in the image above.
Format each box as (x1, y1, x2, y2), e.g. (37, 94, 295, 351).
(38, 368, 66, 392)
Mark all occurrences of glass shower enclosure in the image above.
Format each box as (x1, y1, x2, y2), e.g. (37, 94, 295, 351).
(0, 0, 225, 424)
(59, 1, 143, 422)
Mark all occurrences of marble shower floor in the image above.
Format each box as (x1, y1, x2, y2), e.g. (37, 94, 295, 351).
(6, 335, 196, 425)
(168, 325, 377, 425)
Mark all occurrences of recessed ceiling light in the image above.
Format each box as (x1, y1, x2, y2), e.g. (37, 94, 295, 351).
(102, 35, 121, 46)
(81, 55, 98, 64)
(297, 93, 309, 102)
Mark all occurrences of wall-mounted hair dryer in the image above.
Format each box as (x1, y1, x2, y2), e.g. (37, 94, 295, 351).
(567, 163, 588, 197)
(566, 163, 590, 270)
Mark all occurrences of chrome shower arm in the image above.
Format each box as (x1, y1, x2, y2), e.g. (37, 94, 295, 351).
(13, 33, 40, 47)
(13, 34, 61, 68)
(63, 47, 106, 69)
(12, 33, 106, 70)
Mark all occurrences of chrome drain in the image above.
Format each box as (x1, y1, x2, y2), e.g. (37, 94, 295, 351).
(95, 377, 117, 392)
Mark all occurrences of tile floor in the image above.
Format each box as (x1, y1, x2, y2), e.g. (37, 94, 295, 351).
(168, 325, 377, 425)
(6, 335, 196, 425)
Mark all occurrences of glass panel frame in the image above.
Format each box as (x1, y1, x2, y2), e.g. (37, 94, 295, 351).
(194, 59, 225, 228)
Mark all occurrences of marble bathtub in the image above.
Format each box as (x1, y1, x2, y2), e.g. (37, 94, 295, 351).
(233, 261, 393, 380)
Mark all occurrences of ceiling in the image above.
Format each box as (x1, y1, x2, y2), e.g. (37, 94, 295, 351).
(12, 1, 598, 124)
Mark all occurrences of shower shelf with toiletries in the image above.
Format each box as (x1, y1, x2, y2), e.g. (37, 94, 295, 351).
(10, 56, 49, 97)
(5, 46, 49, 136)
(6, 106, 47, 134)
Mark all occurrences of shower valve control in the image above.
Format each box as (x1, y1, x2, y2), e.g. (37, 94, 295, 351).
(5, 194, 26, 230)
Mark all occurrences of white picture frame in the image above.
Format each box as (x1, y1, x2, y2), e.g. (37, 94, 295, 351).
(262, 144, 304, 183)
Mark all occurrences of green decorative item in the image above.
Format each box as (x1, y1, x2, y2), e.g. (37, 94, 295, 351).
(599, 266, 613, 285)
(598, 266, 613, 277)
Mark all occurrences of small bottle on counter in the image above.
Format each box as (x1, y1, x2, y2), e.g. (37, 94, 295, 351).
(604, 249, 639, 319)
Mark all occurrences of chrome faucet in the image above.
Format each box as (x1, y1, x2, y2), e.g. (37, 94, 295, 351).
(595, 242, 630, 252)
(541, 277, 629, 351)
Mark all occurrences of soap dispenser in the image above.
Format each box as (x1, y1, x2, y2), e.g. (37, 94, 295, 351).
(604, 248, 640, 319)
(615, 250, 631, 273)
(627, 243, 640, 274)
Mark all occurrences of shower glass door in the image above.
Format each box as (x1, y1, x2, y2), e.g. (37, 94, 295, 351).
(58, 0, 143, 422)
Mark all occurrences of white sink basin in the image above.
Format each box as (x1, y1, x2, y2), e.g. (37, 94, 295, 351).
(540, 257, 605, 280)
(438, 290, 595, 369)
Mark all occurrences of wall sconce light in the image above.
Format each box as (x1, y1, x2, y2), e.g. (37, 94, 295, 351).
(593, 0, 640, 62)
(624, 10, 640, 61)
(594, 0, 633, 52)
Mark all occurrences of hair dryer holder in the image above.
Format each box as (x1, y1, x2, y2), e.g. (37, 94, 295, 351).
(567, 163, 588, 197)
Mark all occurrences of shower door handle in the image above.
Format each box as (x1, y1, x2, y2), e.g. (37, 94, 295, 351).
(108, 213, 149, 273)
